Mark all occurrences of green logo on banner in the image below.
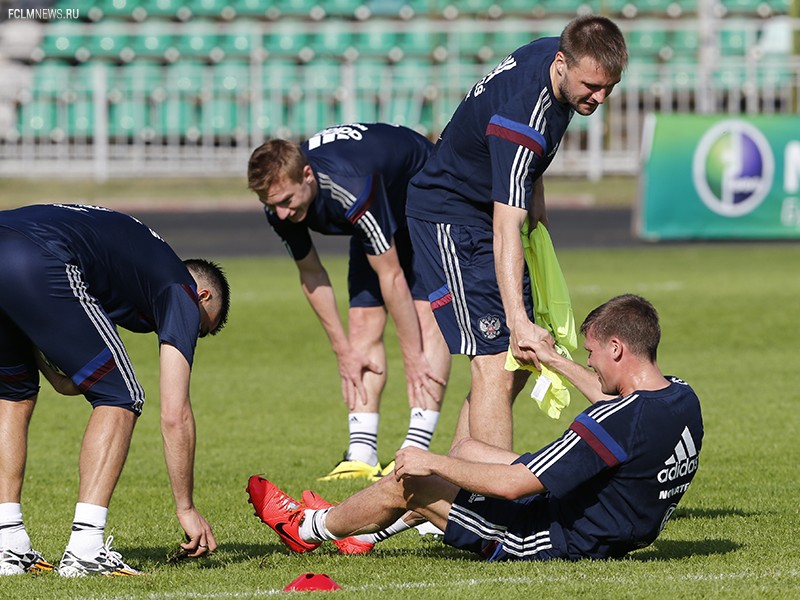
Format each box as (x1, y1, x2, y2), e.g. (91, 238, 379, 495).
(692, 120, 775, 217)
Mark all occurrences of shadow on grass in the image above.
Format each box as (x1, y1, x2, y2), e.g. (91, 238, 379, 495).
(672, 506, 754, 519)
(630, 538, 740, 561)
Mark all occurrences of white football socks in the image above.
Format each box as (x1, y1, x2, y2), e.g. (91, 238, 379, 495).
(346, 412, 380, 465)
(353, 517, 413, 545)
(298, 508, 340, 543)
(401, 409, 440, 450)
(66, 502, 107, 559)
(0, 502, 31, 553)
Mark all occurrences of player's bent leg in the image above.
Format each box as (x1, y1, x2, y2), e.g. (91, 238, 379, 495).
(402, 474, 459, 536)
(77, 406, 137, 507)
(324, 474, 409, 538)
(0, 397, 53, 576)
(346, 305, 388, 414)
(0, 397, 36, 503)
(414, 300, 451, 409)
(319, 306, 387, 480)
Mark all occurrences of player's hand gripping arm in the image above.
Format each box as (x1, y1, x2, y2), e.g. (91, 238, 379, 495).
(159, 343, 217, 557)
(367, 245, 445, 409)
(493, 196, 550, 369)
(296, 246, 382, 409)
(394, 446, 544, 501)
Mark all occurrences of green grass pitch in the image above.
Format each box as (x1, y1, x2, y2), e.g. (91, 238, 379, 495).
(4, 243, 800, 599)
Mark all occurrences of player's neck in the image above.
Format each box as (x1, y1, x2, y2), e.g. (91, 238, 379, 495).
(619, 362, 669, 396)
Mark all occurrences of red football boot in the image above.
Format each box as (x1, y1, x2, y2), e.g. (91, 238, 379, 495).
(246, 475, 320, 553)
(301, 490, 375, 555)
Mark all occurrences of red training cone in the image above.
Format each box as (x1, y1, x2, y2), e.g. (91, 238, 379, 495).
(283, 572, 342, 592)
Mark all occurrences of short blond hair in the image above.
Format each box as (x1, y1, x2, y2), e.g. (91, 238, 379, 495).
(247, 139, 308, 196)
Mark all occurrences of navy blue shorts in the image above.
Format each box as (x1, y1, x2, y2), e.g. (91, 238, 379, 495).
(407, 217, 533, 356)
(444, 457, 563, 561)
(348, 227, 425, 308)
(0, 229, 145, 414)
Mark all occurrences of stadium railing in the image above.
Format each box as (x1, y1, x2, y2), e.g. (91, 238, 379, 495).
(0, 0, 798, 179)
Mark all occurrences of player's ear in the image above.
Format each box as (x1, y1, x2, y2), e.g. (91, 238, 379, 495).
(609, 337, 623, 360)
(554, 51, 566, 76)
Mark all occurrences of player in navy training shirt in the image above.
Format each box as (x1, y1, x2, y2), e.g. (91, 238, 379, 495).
(0, 204, 230, 576)
(247, 123, 450, 483)
(254, 295, 703, 563)
(406, 16, 628, 451)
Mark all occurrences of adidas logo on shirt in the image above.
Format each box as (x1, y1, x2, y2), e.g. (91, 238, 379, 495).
(657, 426, 699, 483)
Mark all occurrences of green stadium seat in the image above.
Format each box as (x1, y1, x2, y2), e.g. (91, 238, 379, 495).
(273, 0, 321, 18)
(719, 28, 752, 57)
(451, 30, 495, 63)
(19, 62, 71, 139)
(350, 23, 399, 59)
(539, 0, 585, 15)
(140, 0, 193, 21)
(395, 26, 446, 60)
(321, 0, 368, 19)
(192, 0, 237, 20)
(365, 0, 421, 18)
(200, 61, 250, 138)
(627, 29, 668, 61)
(40, 23, 84, 61)
(263, 22, 311, 60)
(82, 24, 132, 60)
(232, 0, 272, 19)
(173, 21, 221, 60)
(109, 63, 164, 138)
(381, 59, 432, 130)
(447, 0, 501, 16)
(311, 24, 354, 59)
(162, 61, 205, 139)
(127, 22, 180, 61)
(216, 22, 260, 59)
(98, 0, 143, 21)
(63, 65, 97, 138)
(626, 0, 683, 15)
(666, 28, 699, 60)
(257, 58, 297, 135)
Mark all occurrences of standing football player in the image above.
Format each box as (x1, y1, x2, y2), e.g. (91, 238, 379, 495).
(406, 15, 628, 450)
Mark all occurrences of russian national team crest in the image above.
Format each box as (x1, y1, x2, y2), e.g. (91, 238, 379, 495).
(478, 315, 502, 340)
(692, 120, 775, 218)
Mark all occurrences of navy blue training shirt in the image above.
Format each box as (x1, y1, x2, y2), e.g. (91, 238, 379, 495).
(0, 204, 201, 366)
(266, 123, 433, 260)
(407, 38, 573, 227)
(518, 377, 704, 560)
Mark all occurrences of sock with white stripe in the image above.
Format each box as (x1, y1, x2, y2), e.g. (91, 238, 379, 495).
(400, 409, 440, 450)
(346, 412, 379, 465)
(298, 508, 341, 543)
(353, 517, 413, 545)
(65, 503, 107, 559)
(0, 503, 31, 553)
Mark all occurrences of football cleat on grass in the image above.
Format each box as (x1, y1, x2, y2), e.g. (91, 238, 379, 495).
(246, 475, 320, 553)
(57, 536, 142, 577)
(301, 490, 374, 555)
(317, 456, 383, 481)
(0, 548, 53, 575)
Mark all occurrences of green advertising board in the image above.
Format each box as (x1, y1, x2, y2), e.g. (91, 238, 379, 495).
(636, 114, 800, 240)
